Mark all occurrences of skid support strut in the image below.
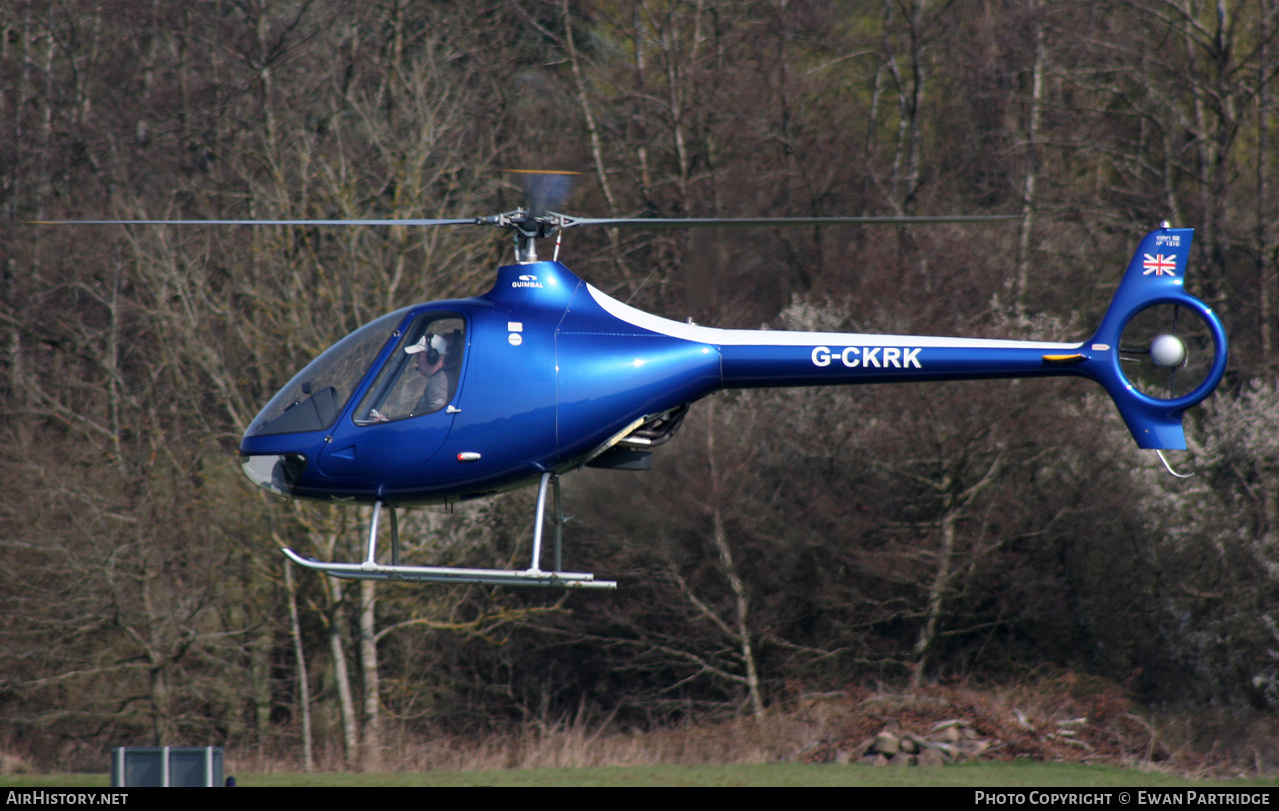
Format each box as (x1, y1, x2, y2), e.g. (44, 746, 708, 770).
(281, 472, 616, 589)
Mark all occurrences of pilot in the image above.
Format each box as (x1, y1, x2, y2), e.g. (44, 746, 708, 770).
(405, 332, 451, 414)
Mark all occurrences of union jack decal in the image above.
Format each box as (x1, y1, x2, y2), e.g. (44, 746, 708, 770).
(1142, 254, 1177, 276)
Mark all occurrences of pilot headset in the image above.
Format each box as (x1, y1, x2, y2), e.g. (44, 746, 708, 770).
(406, 333, 448, 365)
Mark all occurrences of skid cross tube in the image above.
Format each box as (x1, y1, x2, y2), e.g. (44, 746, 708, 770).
(530, 472, 549, 573)
(362, 500, 383, 569)
(529, 472, 571, 574)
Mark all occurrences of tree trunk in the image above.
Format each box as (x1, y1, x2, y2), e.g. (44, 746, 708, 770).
(1014, 0, 1046, 316)
(709, 508, 764, 718)
(1257, 0, 1275, 372)
(911, 503, 958, 687)
(358, 577, 382, 771)
(704, 404, 765, 718)
(285, 559, 314, 772)
(910, 453, 1002, 686)
(326, 574, 359, 769)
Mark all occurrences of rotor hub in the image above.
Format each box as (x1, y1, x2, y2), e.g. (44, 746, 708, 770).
(1149, 333, 1187, 368)
(476, 209, 576, 263)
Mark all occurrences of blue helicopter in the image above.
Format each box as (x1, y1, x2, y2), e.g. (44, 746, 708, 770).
(54, 201, 1229, 590)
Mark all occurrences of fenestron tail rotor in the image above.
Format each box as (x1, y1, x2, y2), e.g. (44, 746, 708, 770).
(1118, 303, 1214, 401)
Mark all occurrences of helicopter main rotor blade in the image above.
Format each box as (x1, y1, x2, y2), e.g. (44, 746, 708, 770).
(32, 214, 1019, 230)
(30, 218, 480, 227)
(562, 214, 1021, 229)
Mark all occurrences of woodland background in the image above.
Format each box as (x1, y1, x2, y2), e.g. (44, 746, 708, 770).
(2, 0, 1279, 773)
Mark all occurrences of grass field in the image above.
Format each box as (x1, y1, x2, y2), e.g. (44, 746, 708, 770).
(4, 762, 1277, 788)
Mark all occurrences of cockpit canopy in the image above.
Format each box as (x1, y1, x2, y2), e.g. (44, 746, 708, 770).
(243, 307, 468, 439)
(354, 314, 464, 424)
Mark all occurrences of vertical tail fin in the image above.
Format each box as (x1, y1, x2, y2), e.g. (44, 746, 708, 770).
(1086, 226, 1227, 449)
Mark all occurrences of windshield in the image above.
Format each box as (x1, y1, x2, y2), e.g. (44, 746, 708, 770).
(244, 308, 411, 437)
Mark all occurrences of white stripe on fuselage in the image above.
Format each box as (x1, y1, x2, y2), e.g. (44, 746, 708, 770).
(586, 285, 1081, 351)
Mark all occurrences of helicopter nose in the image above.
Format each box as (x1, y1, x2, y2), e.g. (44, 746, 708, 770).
(240, 453, 307, 497)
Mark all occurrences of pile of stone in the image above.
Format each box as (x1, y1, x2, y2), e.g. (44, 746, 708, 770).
(839, 719, 994, 767)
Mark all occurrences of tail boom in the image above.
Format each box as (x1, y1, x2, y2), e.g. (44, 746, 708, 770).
(718, 337, 1088, 389)
(583, 225, 1226, 451)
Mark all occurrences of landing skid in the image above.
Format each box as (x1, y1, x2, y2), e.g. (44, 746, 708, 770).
(282, 472, 617, 589)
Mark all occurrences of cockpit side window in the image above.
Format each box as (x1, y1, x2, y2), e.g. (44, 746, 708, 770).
(355, 314, 465, 425)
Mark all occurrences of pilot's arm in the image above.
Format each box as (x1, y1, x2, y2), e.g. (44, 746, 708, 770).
(421, 370, 450, 413)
